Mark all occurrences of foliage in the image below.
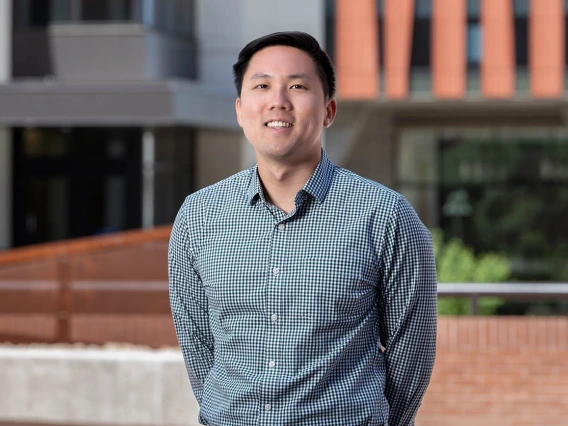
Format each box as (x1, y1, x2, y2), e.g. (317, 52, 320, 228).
(432, 229, 511, 315)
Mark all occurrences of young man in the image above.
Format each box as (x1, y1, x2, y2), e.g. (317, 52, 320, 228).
(169, 32, 437, 426)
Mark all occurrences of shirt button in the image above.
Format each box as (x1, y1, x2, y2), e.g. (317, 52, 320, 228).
(273, 267, 279, 276)
(278, 224, 286, 231)
(265, 403, 272, 411)
(268, 360, 276, 368)
(271, 314, 278, 322)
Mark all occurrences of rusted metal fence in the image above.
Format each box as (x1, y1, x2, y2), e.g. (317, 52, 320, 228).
(0, 226, 174, 347)
(2, 226, 567, 347)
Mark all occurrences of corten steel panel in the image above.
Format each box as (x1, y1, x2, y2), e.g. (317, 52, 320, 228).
(432, 0, 466, 98)
(530, 0, 565, 97)
(66, 244, 168, 281)
(70, 281, 170, 314)
(481, 0, 515, 98)
(384, 0, 415, 99)
(0, 281, 59, 314)
(335, 0, 379, 99)
(0, 260, 58, 280)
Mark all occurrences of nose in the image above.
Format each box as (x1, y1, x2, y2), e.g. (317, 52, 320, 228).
(269, 87, 292, 110)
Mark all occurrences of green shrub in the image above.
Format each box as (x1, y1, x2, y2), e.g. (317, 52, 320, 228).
(432, 229, 511, 315)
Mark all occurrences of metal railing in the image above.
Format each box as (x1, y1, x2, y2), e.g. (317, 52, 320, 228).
(437, 283, 568, 315)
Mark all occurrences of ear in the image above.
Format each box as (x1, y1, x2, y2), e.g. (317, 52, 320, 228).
(323, 98, 337, 128)
(235, 98, 243, 128)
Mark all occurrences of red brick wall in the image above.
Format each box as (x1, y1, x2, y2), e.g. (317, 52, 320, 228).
(417, 317, 568, 426)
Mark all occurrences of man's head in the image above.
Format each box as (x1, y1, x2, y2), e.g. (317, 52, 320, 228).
(233, 31, 336, 100)
(233, 32, 337, 165)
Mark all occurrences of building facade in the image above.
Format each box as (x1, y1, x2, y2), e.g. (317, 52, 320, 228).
(0, 0, 567, 283)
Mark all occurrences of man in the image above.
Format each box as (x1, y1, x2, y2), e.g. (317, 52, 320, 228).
(169, 31, 437, 426)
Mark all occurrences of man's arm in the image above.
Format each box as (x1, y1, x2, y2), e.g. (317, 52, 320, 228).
(378, 196, 437, 426)
(168, 200, 214, 406)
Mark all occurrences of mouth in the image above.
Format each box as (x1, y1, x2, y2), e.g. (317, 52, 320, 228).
(265, 121, 293, 129)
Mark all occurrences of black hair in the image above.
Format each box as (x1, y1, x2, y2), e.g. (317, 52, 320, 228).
(232, 31, 336, 99)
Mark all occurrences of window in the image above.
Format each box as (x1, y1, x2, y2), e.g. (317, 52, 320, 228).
(13, 0, 50, 27)
(325, 0, 335, 61)
(13, 0, 193, 32)
(81, 0, 132, 22)
(466, 0, 481, 93)
(377, 0, 385, 93)
(410, 0, 431, 92)
(514, 0, 529, 91)
(397, 127, 568, 287)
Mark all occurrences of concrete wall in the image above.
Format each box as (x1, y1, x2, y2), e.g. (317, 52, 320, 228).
(195, 128, 245, 190)
(326, 106, 397, 189)
(12, 24, 196, 81)
(0, 346, 200, 426)
(195, 0, 326, 93)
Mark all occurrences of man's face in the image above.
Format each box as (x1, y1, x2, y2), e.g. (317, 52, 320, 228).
(236, 45, 336, 164)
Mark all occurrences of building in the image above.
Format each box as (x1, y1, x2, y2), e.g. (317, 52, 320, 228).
(0, 0, 567, 281)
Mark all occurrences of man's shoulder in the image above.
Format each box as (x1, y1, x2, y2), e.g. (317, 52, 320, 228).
(332, 166, 402, 204)
(183, 168, 254, 209)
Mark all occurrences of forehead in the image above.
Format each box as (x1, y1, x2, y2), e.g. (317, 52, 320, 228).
(245, 45, 318, 79)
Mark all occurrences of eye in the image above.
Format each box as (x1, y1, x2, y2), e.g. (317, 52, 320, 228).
(291, 84, 306, 90)
(255, 84, 268, 89)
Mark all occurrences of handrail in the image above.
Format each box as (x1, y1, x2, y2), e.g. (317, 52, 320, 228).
(437, 282, 568, 297)
(0, 225, 172, 267)
(437, 282, 568, 314)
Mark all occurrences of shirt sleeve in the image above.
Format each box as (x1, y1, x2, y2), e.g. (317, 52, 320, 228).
(377, 195, 438, 426)
(168, 199, 215, 410)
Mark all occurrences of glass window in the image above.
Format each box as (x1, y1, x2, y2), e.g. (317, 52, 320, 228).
(514, 0, 529, 91)
(410, 0, 431, 92)
(467, 0, 480, 19)
(467, 23, 482, 66)
(13, 0, 50, 27)
(378, 0, 384, 92)
(398, 128, 568, 284)
(22, 128, 70, 158)
(415, 0, 431, 18)
(81, 0, 132, 21)
(25, 177, 70, 244)
(52, 0, 72, 22)
(515, 0, 530, 17)
(142, 0, 155, 26)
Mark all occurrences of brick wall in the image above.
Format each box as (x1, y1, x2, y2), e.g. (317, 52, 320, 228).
(417, 317, 568, 426)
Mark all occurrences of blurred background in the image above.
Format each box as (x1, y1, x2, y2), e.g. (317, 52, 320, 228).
(0, 0, 567, 425)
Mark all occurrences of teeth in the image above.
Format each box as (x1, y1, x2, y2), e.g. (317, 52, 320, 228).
(267, 121, 292, 128)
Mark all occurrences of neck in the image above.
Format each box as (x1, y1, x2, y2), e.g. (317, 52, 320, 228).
(257, 151, 321, 214)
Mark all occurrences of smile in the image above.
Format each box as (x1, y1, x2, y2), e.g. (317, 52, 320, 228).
(266, 121, 293, 128)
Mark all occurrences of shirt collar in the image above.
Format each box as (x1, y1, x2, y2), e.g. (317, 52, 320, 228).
(247, 149, 335, 205)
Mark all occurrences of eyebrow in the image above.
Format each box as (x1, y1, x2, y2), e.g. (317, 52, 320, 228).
(249, 73, 312, 81)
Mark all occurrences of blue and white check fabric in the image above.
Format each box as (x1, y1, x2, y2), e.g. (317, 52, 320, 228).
(169, 150, 437, 426)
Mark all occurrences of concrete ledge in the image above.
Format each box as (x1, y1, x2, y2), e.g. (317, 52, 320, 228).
(0, 345, 199, 426)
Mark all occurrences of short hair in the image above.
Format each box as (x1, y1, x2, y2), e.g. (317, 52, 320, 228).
(233, 31, 336, 99)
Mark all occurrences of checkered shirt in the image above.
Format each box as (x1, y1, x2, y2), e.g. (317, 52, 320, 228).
(169, 150, 437, 426)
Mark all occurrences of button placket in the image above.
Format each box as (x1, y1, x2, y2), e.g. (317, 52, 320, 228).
(263, 217, 287, 409)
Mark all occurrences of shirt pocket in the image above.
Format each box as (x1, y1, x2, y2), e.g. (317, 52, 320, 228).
(289, 258, 376, 323)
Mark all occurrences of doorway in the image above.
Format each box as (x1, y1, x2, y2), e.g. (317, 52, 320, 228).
(12, 127, 142, 247)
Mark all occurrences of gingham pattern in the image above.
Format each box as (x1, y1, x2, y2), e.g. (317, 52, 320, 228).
(169, 150, 437, 426)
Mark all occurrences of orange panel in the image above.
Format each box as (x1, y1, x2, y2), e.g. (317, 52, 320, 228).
(481, 0, 515, 98)
(384, 0, 415, 99)
(335, 0, 379, 99)
(432, 0, 466, 98)
(530, 0, 565, 98)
